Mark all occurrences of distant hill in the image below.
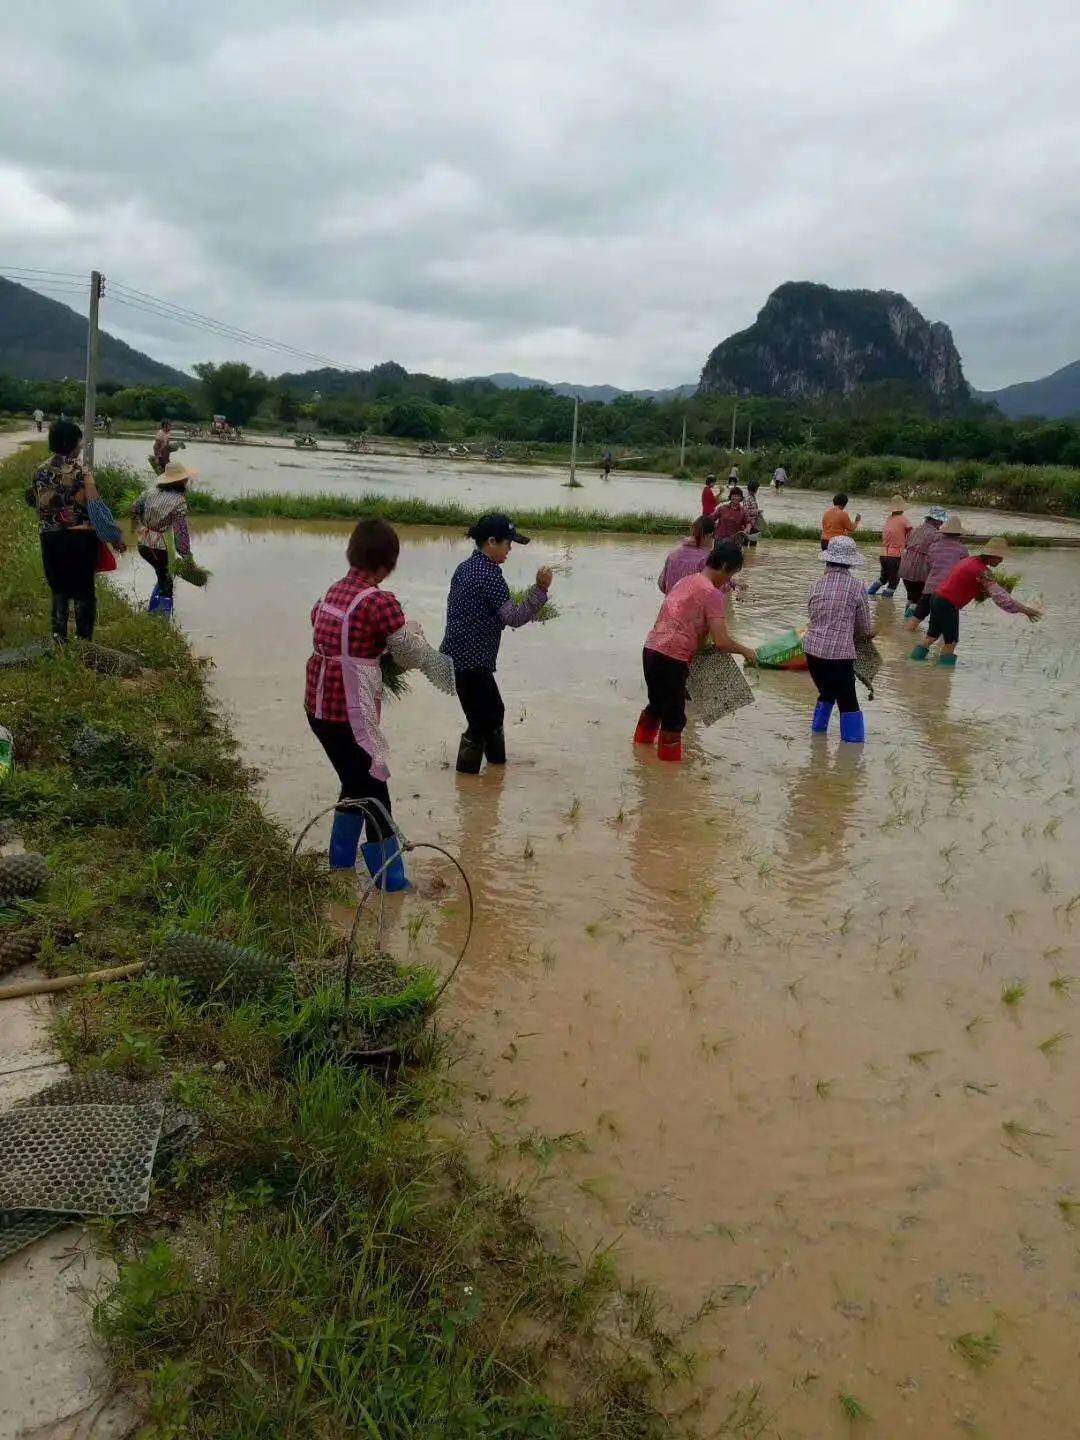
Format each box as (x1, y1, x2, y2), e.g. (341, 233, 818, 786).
(477, 372, 697, 403)
(699, 282, 969, 409)
(976, 360, 1080, 420)
(0, 276, 194, 387)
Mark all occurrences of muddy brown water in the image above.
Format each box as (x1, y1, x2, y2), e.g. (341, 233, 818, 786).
(100, 434, 1080, 539)
(114, 520, 1080, 1437)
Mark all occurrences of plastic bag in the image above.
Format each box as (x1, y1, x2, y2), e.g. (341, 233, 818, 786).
(754, 628, 807, 670)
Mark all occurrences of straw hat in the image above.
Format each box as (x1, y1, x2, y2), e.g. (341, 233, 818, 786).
(158, 459, 198, 486)
(822, 535, 863, 567)
(889, 493, 906, 511)
(941, 514, 964, 535)
(980, 536, 1008, 556)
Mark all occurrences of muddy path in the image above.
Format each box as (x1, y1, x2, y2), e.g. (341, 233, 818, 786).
(115, 519, 1080, 1437)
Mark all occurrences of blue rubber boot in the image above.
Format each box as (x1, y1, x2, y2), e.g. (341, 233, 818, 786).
(840, 710, 866, 743)
(153, 594, 174, 621)
(909, 644, 929, 661)
(938, 653, 957, 667)
(147, 583, 161, 613)
(361, 835, 410, 892)
(866, 580, 882, 596)
(329, 809, 363, 870)
(811, 700, 834, 734)
(881, 588, 896, 599)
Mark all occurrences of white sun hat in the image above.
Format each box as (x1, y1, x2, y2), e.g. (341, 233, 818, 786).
(822, 536, 864, 567)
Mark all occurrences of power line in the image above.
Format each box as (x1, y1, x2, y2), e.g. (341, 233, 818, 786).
(2, 267, 352, 373)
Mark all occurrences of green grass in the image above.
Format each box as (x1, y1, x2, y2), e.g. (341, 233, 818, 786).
(952, 1330, 1001, 1371)
(0, 447, 680, 1439)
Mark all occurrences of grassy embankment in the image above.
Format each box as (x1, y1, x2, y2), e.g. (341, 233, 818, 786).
(0, 444, 691, 1439)
(53, 449, 1077, 547)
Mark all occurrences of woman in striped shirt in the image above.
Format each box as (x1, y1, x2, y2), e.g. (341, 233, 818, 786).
(131, 460, 198, 617)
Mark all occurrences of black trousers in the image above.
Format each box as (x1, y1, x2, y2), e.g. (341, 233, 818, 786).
(877, 555, 900, 588)
(138, 544, 173, 598)
(642, 647, 690, 733)
(456, 669, 505, 742)
(306, 713, 392, 842)
(805, 653, 860, 714)
(912, 590, 934, 621)
(902, 577, 924, 604)
(927, 596, 961, 646)
(40, 529, 97, 640)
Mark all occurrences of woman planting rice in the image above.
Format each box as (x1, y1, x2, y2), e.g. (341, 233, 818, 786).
(131, 459, 200, 618)
(910, 539, 1041, 665)
(805, 536, 874, 743)
(634, 541, 756, 763)
(658, 515, 717, 593)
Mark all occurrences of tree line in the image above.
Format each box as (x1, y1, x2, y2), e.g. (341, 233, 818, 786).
(4, 363, 1080, 469)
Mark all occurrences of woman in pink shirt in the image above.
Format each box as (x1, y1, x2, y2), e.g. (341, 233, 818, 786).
(867, 495, 912, 598)
(634, 540, 756, 762)
(658, 514, 716, 593)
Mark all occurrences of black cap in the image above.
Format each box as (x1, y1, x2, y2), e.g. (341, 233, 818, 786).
(467, 512, 531, 545)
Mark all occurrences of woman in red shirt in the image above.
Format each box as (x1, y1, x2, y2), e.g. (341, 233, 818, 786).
(910, 539, 1041, 665)
(700, 474, 719, 517)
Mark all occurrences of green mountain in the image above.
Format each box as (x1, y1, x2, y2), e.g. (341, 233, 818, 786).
(0, 276, 194, 387)
(699, 282, 969, 409)
(977, 359, 1080, 420)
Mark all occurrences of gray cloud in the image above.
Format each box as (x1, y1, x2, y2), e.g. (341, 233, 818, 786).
(2, 0, 1078, 388)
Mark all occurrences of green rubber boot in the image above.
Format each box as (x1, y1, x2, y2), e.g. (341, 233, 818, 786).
(909, 644, 929, 662)
(938, 653, 957, 667)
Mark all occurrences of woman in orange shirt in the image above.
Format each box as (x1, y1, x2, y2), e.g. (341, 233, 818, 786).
(868, 495, 912, 597)
(820, 493, 861, 552)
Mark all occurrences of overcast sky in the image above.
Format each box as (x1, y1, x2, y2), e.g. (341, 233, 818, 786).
(2, 0, 1078, 390)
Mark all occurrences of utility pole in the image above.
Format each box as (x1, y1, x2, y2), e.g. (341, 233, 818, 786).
(569, 395, 579, 485)
(729, 402, 737, 454)
(82, 271, 104, 469)
(679, 414, 687, 469)
(746, 416, 753, 451)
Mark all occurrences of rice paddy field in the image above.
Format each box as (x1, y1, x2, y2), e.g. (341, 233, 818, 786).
(109, 514, 1080, 1438)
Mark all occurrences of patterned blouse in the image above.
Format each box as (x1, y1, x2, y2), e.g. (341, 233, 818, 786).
(804, 568, 873, 661)
(132, 486, 192, 555)
(440, 550, 548, 673)
(31, 455, 122, 544)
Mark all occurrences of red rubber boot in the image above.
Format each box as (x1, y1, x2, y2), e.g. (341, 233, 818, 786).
(633, 710, 660, 745)
(657, 729, 682, 762)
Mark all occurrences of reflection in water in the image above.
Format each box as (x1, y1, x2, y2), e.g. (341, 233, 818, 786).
(108, 518, 1080, 1439)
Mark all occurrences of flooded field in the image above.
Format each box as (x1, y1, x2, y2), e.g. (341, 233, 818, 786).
(114, 520, 1080, 1437)
(101, 434, 1080, 540)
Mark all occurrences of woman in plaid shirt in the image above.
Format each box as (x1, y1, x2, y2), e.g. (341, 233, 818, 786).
(305, 518, 438, 889)
(805, 536, 874, 743)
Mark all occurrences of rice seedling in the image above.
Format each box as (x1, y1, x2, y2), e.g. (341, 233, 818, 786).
(1044, 816, 1061, 839)
(583, 921, 601, 938)
(815, 1078, 834, 1099)
(965, 1014, 986, 1033)
(1001, 1119, 1051, 1151)
(566, 795, 582, 822)
(540, 945, 557, 968)
(635, 1044, 651, 1067)
(1058, 1197, 1080, 1226)
(515, 1128, 588, 1164)
(500, 1090, 529, 1110)
(785, 975, 805, 1000)
(908, 1049, 939, 1068)
(522, 836, 535, 860)
(963, 1080, 996, 1096)
(838, 1391, 871, 1422)
(1049, 974, 1074, 994)
(1038, 1030, 1069, 1055)
(1001, 980, 1026, 1006)
(1033, 862, 1054, 893)
(594, 1111, 620, 1138)
(953, 1330, 1001, 1370)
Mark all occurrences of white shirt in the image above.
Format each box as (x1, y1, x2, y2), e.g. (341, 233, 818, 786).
(773, 467, 787, 483)
(33, 410, 43, 421)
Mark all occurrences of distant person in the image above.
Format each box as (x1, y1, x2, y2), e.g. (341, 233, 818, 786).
(867, 495, 912, 597)
(151, 418, 181, 474)
(729, 464, 740, 486)
(33, 407, 44, 433)
(910, 541, 1041, 665)
(28, 418, 125, 642)
(820, 493, 860, 552)
(898, 505, 947, 613)
(715, 486, 750, 542)
(906, 516, 968, 632)
(634, 541, 756, 763)
(658, 515, 716, 593)
(805, 536, 874, 742)
(773, 465, 788, 491)
(602, 449, 613, 478)
(700, 474, 719, 517)
(440, 514, 552, 774)
(743, 478, 763, 544)
(131, 458, 198, 618)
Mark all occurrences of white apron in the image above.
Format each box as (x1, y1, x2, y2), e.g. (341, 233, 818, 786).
(309, 586, 391, 781)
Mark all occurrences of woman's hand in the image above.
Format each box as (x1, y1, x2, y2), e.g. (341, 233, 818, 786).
(742, 647, 758, 665)
(536, 566, 553, 590)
